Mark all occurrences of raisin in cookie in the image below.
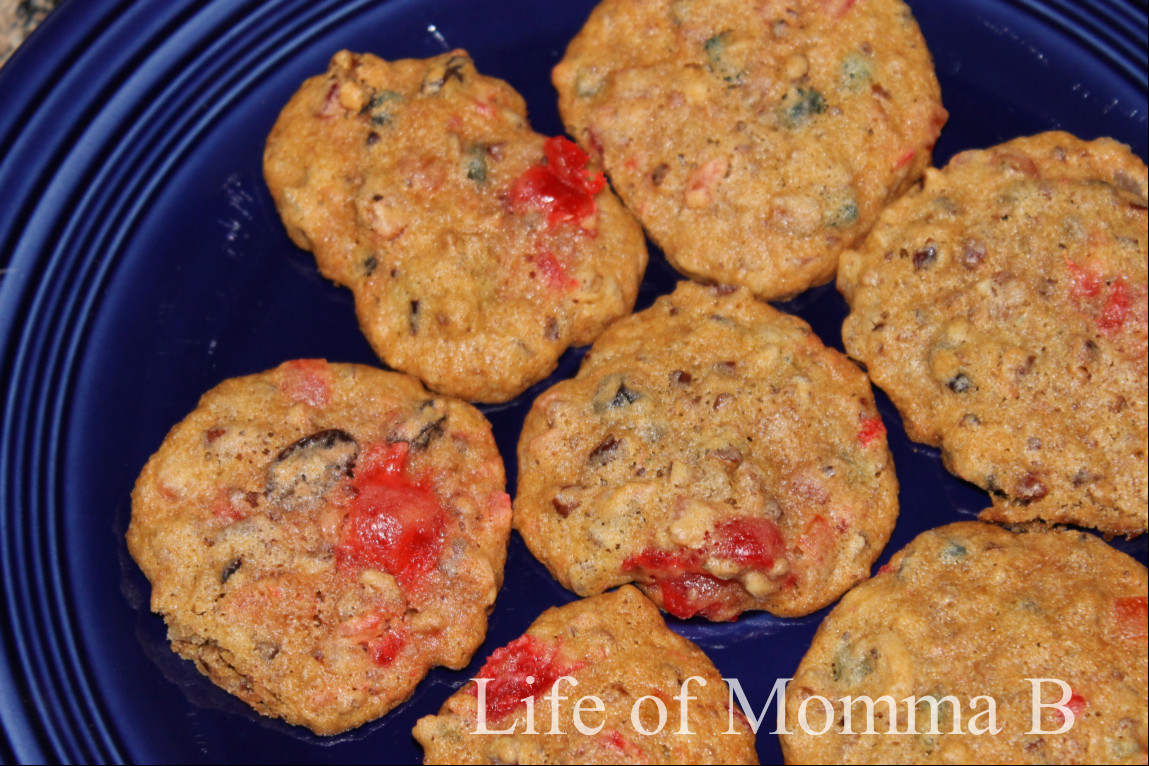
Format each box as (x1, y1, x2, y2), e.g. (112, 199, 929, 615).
(839, 132, 1148, 535)
(414, 586, 759, 764)
(515, 282, 898, 620)
(264, 50, 647, 403)
(554, 0, 946, 299)
(782, 521, 1148, 765)
(127, 360, 512, 734)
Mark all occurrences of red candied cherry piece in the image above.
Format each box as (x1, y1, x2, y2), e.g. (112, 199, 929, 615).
(335, 442, 447, 588)
(468, 635, 584, 721)
(511, 137, 603, 229)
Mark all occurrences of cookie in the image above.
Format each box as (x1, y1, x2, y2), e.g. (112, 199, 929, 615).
(264, 50, 647, 403)
(553, 0, 946, 299)
(515, 281, 898, 620)
(413, 586, 759, 764)
(127, 360, 513, 734)
(781, 521, 1149, 764)
(838, 132, 1148, 535)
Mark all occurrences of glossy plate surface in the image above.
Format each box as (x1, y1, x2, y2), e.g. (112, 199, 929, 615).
(0, 0, 1145, 762)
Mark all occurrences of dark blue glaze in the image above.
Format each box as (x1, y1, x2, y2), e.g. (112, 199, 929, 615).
(0, 0, 1145, 762)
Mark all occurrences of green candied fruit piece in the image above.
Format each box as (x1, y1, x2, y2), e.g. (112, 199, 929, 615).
(830, 643, 875, 684)
(574, 69, 604, 98)
(826, 201, 859, 229)
(704, 31, 728, 61)
(362, 89, 402, 126)
(704, 31, 744, 84)
(776, 87, 827, 129)
(1014, 598, 1043, 614)
(1109, 736, 1140, 759)
(465, 145, 487, 182)
(913, 692, 963, 736)
(840, 52, 875, 91)
(940, 540, 967, 563)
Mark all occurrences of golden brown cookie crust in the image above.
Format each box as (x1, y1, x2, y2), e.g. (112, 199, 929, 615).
(781, 521, 1149, 765)
(839, 132, 1148, 535)
(515, 282, 898, 620)
(554, 0, 946, 299)
(413, 586, 760, 764)
(127, 361, 512, 734)
(264, 50, 647, 403)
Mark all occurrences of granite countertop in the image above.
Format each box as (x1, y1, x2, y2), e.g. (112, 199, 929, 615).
(1, 0, 58, 67)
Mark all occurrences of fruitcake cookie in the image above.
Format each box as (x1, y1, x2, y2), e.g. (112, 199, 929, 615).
(515, 281, 898, 621)
(264, 50, 647, 403)
(781, 521, 1149, 765)
(553, 0, 946, 299)
(838, 133, 1148, 535)
(127, 360, 513, 734)
(414, 586, 759, 764)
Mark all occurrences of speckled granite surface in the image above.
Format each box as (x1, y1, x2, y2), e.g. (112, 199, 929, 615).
(1, 0, 58, 67)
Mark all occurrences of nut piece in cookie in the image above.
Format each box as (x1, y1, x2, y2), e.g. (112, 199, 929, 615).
(515, 282, 898, 620)
(782, 521, 1148, 764)
(554, 0, 946, 299)
(839, 132, 1148, 534)
(127, 360, 513, 734)
(264, 50, 648, 403)
(414, 586, 759, 764)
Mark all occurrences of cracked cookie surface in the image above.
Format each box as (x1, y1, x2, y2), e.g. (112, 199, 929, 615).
(264, 50, 647, 403)
(515, 282, 898, 620)
(127, 360, 512, 734)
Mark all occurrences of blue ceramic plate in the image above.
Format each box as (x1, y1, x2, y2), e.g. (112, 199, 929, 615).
(0, 0, 1145, 762)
